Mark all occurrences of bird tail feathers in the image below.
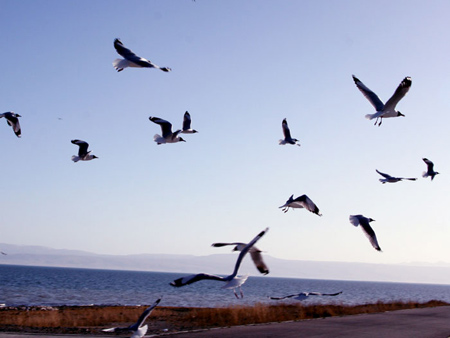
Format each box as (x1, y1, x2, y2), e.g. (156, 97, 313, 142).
(71, 156, 80, 162)
(365, 113, 377, 120)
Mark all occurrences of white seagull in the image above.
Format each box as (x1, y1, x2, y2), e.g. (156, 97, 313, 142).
(349, 215, 381, 252)
(149, 116, 185, 145)
(376, 169, 417, 184)
(102, 298, 161, 338)
(279, 194, 322, 216)
(279, 118, 300, 146)
(170, 228, 269, 298)
(181, 111, 198, 134)
(211, 242, 269, 275)
(352, 75, 411, 126)
(71, 140, 98, 162)
(0, 112, 21, 137)
(113, 38, 171, 73)
(422, 158, 439, 181)
(269, 291, 342, 301)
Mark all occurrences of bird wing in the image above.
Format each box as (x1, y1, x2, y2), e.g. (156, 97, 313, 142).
(383, 77, 412, 112)
(359, 218, 382, 251)
(71, 139, 89, 157)
(12, 118, 21, 137)
(279, 194, 294, 209)
(131, 298, 161, 330)
(114, 39, 153, 67)
(423, 158, 434, 172)
(269, 294, 298, 300)
(295, 195, 322, 216)
(149, 117, 173, 138)
(249, 248, 269, 275)
(228, 228, 268, 279)
(3, 113, 21, 137)
(182, 111, 192, 130)
(307, 291, 343, 297)
(282, 119, 292, 139)
(170, 273, 225, 287)
(352, 75, 385, 112)
(349, 215, 362, 227)
(211, 242, 240, 248)
(376, 169, 393, 179)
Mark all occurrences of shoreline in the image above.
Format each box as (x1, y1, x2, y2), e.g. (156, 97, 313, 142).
(1, 300, 448, 336)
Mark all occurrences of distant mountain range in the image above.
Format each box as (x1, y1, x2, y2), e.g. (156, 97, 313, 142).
(1, 243, 449, 285)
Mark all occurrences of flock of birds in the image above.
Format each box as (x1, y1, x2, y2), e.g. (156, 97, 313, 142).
(1, 38, 442, 337)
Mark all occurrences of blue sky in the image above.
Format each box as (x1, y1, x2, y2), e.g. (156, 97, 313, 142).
(1, 0, 450, 273)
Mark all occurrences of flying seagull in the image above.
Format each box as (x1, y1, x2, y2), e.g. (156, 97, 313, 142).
(211, 242, 269, 275)
(349, 215, 381, 251)
(170, 228, 269, 297)
(269, 291, 342, 301)
(102, 298, 161, 338)
(352, 75, 411, 126)
(149, 116, 185, 144)
(279, 194, 322, 216)
(279, 118, 300, 146)
(422, 158, 439, 181)
(71, 140, 98, 162)
(113, 38, 171, 73)
(376, 169, 417, 184)
(181, 111, 198, 134)
(0, 112, 21, 137)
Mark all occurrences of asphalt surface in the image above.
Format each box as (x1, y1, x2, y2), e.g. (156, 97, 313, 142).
(1, 306, 449, 337)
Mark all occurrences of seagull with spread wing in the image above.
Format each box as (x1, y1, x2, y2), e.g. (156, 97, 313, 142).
(376, 169, 417, 184)
(0, 112, 21, 137)
(71, 140, 98, 162)
(170, 228, 269, 298)
(113, 38, 171, 73)
(269, 291, 342, 301)
(181, 111, 198, 134)
(279, 118, 300, 146)
(352, 75, 411, 126)
(102, 298, 161, 338)
(422, 158, 439, 181)
(279, 194, 322, 216)
(349, 215, 382, 252)
(211, 242, 269, 275)
(149, 116, 185, 144)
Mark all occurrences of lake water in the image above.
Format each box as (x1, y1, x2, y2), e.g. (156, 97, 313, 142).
(1, 264, 449, 308)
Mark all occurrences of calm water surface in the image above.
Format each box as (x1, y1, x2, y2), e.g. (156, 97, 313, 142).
(1, 265, 449, 307)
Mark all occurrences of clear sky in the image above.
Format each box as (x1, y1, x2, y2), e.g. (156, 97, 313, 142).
(1, 0, 450, 271)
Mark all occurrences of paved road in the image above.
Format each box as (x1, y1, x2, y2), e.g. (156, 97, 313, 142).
(1, 306, 449, 337)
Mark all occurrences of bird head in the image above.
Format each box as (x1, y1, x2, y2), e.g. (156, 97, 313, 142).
(397, 111, 405, 117)
(160, 67, 172, 72)
(93, 155, 99, 159)
(179, 137, 186, 142)
(368, 218, 375, 222)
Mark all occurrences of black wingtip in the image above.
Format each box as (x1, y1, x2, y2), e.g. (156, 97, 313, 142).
(170, 278, 184, 287)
